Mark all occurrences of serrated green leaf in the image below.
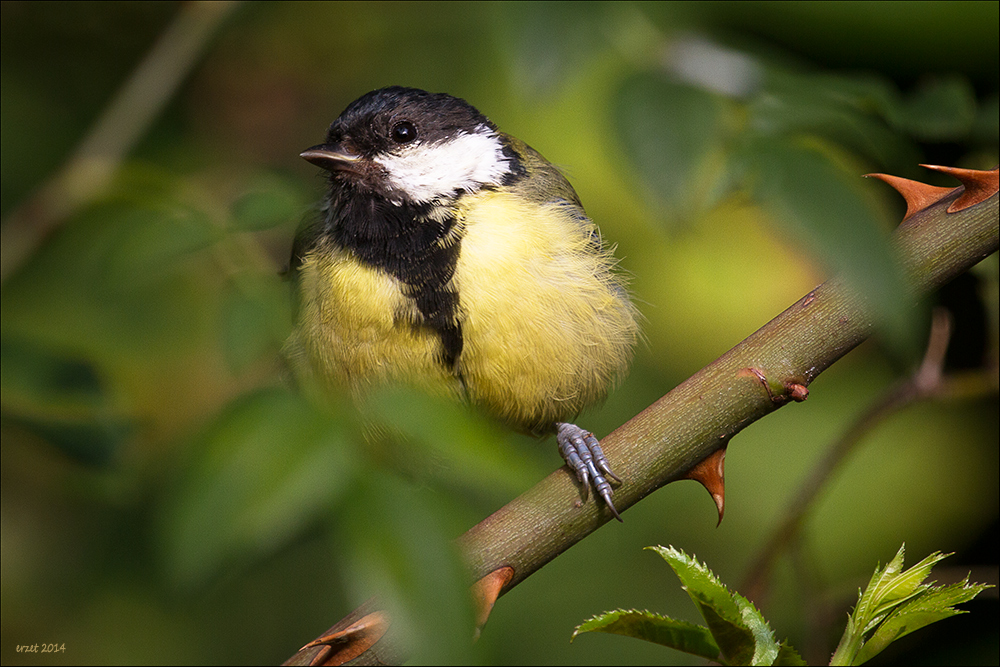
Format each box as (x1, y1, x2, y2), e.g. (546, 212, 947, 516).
(774, 641, 807, 666)
(855, 547, 951, 634)
(853, 544, 908, 629)
(869, 550, 949, 613)
(910, 577, 992, 611)
(650, 546, 782, 665)
(856, 609, 956, 665)
(735, 593, 781, 666)
(696, 604, 758, 665)
(649, 546, 744, 624)
(572, 608, 721, 662)
(832, 545, 991, 665)
(855, 578, 991, 664)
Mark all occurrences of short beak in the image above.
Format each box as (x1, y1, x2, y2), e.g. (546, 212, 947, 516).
(300, 144, 363, 172)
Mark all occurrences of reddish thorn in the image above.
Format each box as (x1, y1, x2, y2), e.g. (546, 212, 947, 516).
(471, 566, 515, 635)
(919, 165, 999, 213)
(684, 447, 727, 526)
(865, 173, 955, 220)
(300, 611, 390, 664)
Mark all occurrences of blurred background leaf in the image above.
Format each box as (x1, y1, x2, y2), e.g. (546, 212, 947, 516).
(1, 2, 996, 665)
(158, 387, 353, 592)
(614, 73, 731, 223)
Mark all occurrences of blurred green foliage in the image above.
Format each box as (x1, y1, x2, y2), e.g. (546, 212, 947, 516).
(1, 2, 997, 665)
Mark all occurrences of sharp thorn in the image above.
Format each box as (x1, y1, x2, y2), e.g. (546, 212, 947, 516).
(865, 172, 955, 220)
(299, 611, 390, 662)
(919, 165, 999, 212)
(684, 447, 727, 526)
(471, 566, 515, 635)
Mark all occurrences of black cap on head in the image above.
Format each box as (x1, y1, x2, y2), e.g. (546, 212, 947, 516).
(325, 87, 494, 158)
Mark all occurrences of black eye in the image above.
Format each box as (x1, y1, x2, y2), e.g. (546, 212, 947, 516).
(391, 120, 417, 144)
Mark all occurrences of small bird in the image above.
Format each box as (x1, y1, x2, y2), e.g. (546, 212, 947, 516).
(287, 86, 639, 519)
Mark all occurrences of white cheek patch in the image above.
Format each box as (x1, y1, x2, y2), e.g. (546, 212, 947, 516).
(374, 126, 510, 203)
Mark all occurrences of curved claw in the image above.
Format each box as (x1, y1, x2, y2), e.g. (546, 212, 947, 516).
(588, 438, 622, 484)
(556, 423, 623, 521)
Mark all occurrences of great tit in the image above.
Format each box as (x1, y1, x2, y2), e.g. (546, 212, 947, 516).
(287, 86, 640, 519)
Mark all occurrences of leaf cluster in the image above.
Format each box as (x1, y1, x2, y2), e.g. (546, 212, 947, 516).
(831, 545, 991, 665)
(574, 545, 990, 666)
